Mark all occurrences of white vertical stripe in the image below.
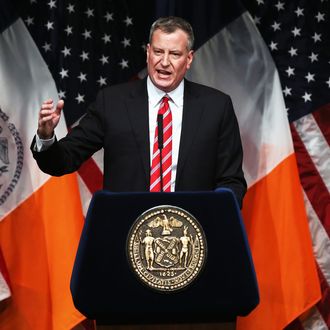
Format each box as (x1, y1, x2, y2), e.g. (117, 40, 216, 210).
(301, 306, 328, 330)
(0, 19, 67, 219)
(77, 175, 92, 217)
(294, 114, 330, 192)
(304, 191, 330, 285)
(91, 149, 104, 173)
(0, 272, 10, 301)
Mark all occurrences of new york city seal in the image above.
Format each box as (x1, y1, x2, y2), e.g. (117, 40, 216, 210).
(0, 109, 23, 206)
(127, 205, 207, 292)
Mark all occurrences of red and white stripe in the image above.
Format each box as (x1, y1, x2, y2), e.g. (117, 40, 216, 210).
(289, 104, 330, 329)
(150, 97, 172, 192)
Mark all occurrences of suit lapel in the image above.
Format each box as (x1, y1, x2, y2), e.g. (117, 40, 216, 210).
(125, 79, 150, 184)
(176, 81, 205, 186)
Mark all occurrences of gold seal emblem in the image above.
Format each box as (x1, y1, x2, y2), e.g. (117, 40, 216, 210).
(127, 205, 207, 292)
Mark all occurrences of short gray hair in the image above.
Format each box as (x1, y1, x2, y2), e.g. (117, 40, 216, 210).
(149, 16, 194, 51)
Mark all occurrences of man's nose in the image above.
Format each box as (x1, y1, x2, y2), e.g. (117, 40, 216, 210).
(161, 53, 170, 66)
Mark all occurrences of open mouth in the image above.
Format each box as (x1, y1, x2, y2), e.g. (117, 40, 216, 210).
(157, 69, 171, 77)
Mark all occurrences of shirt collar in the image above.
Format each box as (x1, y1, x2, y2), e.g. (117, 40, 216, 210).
(147, 76, 184, 108)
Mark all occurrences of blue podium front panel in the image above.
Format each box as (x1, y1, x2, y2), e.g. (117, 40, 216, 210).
(70, 189, 259, 324)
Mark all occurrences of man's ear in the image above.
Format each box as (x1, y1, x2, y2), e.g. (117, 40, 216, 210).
(186, 50, 194, 69)
(146, 43, 151, 63)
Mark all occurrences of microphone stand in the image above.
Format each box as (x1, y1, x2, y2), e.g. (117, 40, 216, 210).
(157, 114, 164, 192)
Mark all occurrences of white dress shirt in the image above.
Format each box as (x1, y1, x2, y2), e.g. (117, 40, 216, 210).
(36, 77, 185, 191)
(147, 77, 184, 192)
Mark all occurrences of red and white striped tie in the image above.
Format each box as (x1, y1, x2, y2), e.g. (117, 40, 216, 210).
(150, 96, 172, 192)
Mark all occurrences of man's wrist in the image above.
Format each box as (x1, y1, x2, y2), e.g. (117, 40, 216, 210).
(37, 129, 54, 140)
(35, 133, 56, 152)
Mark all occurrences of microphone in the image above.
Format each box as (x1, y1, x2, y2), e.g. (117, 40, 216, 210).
(157, 114, 164, 191)
(157, 114, 163, 149)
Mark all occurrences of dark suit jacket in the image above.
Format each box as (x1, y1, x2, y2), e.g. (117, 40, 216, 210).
(32, 78, 246, 207)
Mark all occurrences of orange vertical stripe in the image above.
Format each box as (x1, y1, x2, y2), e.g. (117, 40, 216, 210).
(237, 154, 321, 330)
(0, 174, 85, 330)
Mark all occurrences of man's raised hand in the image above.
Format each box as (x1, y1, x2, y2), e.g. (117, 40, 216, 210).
(37, 99, 64, 139)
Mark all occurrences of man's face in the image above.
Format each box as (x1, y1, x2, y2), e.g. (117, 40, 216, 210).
(147, 28, 194, 93)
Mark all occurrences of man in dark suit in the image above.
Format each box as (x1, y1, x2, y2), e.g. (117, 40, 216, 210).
(32, 16, 246, 208)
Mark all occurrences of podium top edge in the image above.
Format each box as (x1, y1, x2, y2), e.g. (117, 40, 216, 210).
(93, 187, 235, 197)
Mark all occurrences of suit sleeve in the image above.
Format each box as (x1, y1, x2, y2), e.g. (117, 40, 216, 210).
(216, 96, 247, 208)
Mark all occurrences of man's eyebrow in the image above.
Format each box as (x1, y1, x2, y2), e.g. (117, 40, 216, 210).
(152, 46, 182, 52)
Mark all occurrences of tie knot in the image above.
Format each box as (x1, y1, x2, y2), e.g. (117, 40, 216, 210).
(158, 96, 170, 115)
(163, 95, 170, 103)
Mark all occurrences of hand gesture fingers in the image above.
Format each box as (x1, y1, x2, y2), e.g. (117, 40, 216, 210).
(38, 99, 64, 139)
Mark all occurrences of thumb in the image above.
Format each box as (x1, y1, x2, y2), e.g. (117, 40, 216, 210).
(55, 99, 64, 115)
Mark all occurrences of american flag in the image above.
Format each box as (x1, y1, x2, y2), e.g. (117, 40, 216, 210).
(4, 0, 328, 329)
(22, 0, 152, 127)
(243, 1, 330, 329)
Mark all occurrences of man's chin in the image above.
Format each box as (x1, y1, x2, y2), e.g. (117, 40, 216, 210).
(153, 80, 173, 92)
